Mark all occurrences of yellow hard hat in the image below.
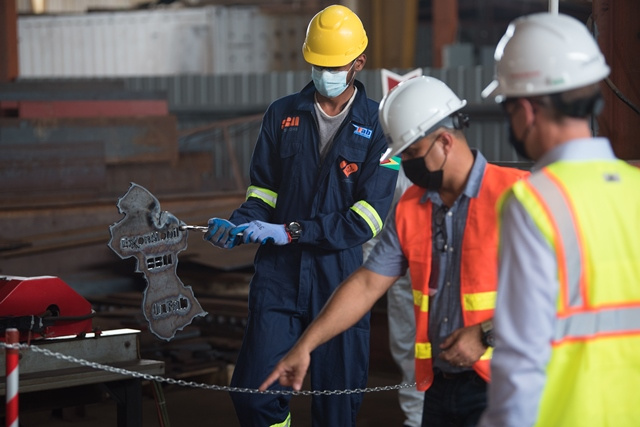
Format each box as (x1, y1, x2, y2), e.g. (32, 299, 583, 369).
(302, 5, 368, 68)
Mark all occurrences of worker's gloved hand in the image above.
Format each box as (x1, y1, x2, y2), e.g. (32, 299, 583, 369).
(235, 221, 289, 245)
(204, 218, 237, 249)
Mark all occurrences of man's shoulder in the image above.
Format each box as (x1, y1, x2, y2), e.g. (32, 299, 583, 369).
(269, 91, 304, 110)
(397, 184, 423, 205)
(486, 162, 530, 180)
(362, 96, 380, 112)
(352, 80, 380, 115)
(476, 163, 530, 200)
(268, 82, 315, 110)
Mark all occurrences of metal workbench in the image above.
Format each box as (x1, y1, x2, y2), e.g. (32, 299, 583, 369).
(0, 329, 165, 426)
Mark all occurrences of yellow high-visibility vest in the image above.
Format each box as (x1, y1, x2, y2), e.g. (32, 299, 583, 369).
(505, 159, 640, 426)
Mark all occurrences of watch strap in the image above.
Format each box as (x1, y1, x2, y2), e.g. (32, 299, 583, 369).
(285, 221, 301, 242)
(481, 319, 494, 347)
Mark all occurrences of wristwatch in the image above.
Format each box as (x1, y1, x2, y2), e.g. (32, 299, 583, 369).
(285, 221, 302, 242)
(480, 319, 495, 348)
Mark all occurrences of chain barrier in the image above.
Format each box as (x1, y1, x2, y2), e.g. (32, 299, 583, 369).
(1, 342, 416, 396)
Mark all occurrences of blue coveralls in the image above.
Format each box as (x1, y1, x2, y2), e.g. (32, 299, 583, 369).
(228, 80, 398, 426)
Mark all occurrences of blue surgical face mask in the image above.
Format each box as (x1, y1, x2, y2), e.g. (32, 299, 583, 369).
(311, 61, 356, 98)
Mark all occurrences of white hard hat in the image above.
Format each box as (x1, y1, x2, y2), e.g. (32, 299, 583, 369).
(379, 76, 467, 161)
(482, 12, 610, 102)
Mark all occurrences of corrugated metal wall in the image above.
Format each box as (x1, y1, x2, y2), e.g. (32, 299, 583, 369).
(19, 67, 519, 168)
(117, 67, 519, 163)
(15, 5, 523, 167)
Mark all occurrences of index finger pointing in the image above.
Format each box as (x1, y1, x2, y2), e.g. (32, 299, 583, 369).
(258, 369, 282, 391)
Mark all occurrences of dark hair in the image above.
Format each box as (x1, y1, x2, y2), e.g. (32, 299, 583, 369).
(530, 83, 604, 121)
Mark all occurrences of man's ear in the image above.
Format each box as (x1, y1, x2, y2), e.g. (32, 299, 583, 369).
(438, 131, 454, 155)
(354, 54, 366, 71)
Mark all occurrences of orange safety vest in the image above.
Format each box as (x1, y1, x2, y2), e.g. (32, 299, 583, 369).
(396, 163, 527, 391)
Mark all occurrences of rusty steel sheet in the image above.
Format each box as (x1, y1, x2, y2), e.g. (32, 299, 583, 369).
(0, 116, 178, 165)
(0, 81, 127, 99)
(108, 183, 207, 341)
(16, 100, 169, 119)
(0, 140, 106, 197)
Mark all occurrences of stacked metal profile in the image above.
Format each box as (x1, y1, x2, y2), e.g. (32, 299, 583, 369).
(0, 78, 261, 286)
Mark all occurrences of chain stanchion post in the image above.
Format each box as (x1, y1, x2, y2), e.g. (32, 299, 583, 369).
(5, 328, 19, 427)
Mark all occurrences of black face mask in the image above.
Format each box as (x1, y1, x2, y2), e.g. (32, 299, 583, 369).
(507, 124, 532, 160)
(402, 156, 444, 190)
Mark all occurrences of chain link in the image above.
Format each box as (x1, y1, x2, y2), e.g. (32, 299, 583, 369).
(1, 342, 416, 396)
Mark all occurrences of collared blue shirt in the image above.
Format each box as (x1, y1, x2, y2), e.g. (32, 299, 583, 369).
(365, 149, 487, 373)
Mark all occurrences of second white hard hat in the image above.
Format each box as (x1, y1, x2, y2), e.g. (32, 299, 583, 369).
(482, 12, 610, 102)
(379, 76, 467, 161)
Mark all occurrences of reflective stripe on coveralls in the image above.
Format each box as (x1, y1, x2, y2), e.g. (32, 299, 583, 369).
(247, 185, 278, 208)
(396, 163, 527, 391)
(247, 165, 384, 241)
(227, 79, 399, 427)
(269, 413, 291, 427)
(247, 185, 385, 238)
(351, 200, 384, 237)
(505, 161, 640, 426)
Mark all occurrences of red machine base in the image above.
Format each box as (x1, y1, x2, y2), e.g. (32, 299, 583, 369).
(0, 275, 94, 342)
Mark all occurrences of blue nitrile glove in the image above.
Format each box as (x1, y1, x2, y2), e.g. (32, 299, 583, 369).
(238, 220, 289, 245)
(204, 218, 237, 249)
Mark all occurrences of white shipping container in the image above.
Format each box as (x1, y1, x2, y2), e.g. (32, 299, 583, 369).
(17, 0, 147, 14)
(17, 6, 311, 77)
(259, 12, 309, 72)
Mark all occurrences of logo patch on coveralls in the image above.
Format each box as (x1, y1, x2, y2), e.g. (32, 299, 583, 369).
(281, 116, 300, 130)
(380, 156, 401, 170)
(340, 160, 359, 177)
(352, 124, 372, 139)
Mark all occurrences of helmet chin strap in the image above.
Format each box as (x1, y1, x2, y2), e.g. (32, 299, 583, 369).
(424, 135, 447, 172)
(437, 151, 448, 172)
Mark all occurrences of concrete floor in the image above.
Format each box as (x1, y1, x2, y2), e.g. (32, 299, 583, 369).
(17, 371, 407, 426)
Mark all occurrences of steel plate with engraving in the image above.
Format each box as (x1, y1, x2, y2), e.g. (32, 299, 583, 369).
(108, 183, 206, 341)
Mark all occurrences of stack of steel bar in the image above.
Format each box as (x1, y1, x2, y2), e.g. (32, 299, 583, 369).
(0, 79, 260, 285)
(87, 267, 253, 382)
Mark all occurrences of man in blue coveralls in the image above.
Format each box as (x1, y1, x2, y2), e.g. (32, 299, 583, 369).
(204, 4, 398, 426)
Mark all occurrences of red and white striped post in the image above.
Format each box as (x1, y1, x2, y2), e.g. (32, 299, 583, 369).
(5, 328, 19, 427)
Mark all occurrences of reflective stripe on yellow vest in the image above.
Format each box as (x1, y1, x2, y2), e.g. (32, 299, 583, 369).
(507, 160, 640, 426)
(396, 163, 527, 391)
